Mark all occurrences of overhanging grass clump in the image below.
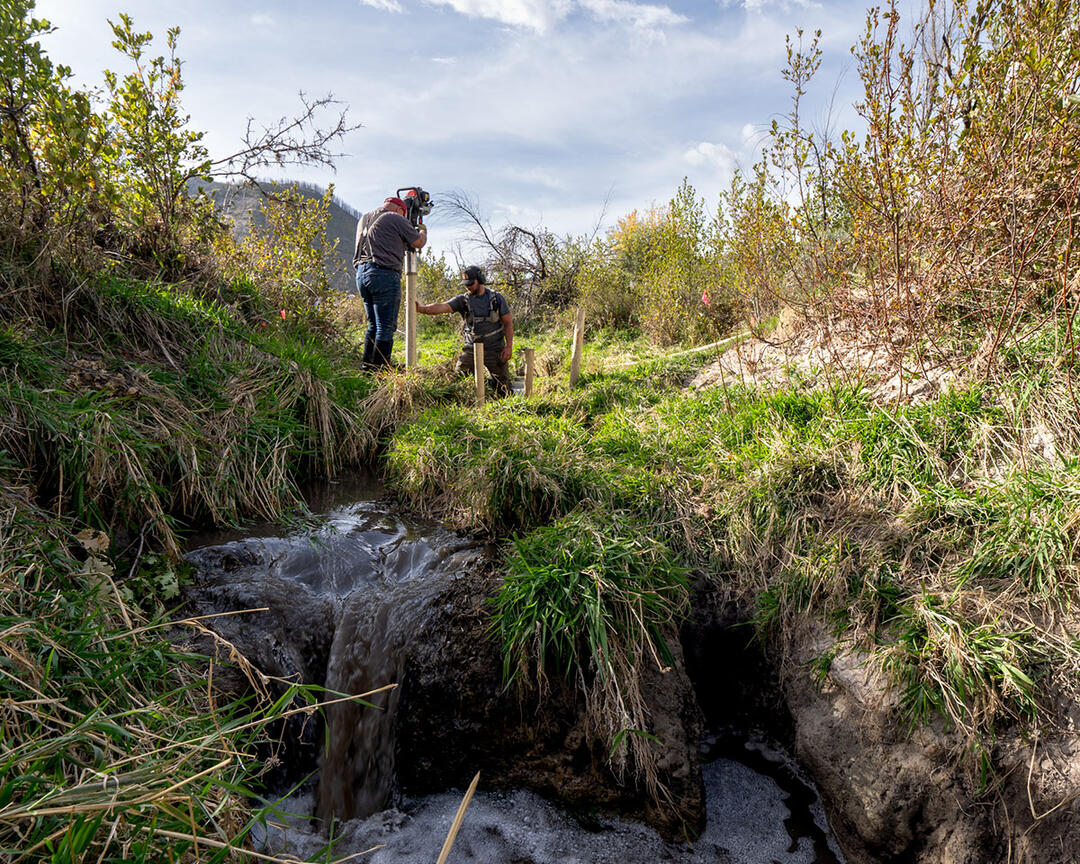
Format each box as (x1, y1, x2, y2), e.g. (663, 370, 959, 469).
(494, 507, 688, 792)
(1, 275, 376, 551)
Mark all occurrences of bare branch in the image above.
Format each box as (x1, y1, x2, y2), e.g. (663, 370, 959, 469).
(207, 92, 361, 184)
(437, 188, 501, 256)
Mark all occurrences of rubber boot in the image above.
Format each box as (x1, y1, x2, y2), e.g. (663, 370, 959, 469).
(362, 334, 376, 370)
(373, 339, 394, 369)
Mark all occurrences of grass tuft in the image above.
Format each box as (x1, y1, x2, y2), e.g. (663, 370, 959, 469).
(0, 486, 336, 862)
(493, 507, 689, 793)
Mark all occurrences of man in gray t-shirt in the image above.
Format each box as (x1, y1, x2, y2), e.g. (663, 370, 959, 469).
(352, 196, 427, 369)
(415, 265, 514, 395)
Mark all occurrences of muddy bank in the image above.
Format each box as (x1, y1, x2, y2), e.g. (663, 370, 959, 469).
(682, 575, 1080, 864)
(181, 480, 843, 858)
(779, 622, 1080, 864)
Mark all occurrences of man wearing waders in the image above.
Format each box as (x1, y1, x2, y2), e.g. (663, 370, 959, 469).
(414, 265, 514, 395)
(352, 196, 427, 369)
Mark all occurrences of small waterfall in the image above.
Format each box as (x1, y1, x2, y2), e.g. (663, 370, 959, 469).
(184, 480, 483, 826)
(317, 590, 405, 821)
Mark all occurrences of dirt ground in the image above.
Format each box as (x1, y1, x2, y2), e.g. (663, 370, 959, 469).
(689, 308, 962, 405)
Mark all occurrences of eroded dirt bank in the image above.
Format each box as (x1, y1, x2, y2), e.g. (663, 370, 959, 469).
(684, 576, 1080, 863)
(780, 621, 1080, 863)
(185, 496, 1080, 863)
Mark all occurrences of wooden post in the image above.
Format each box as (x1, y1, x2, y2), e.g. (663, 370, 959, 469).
(404, 249, 418, 370)
(524, 347, 535, 397)
(474, 341, 485, 407)
(569, 307, 585, 388)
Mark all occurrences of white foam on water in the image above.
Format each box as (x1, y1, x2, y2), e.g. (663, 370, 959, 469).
(252, 744, 845, 864)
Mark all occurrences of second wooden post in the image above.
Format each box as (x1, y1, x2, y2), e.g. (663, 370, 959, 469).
(524, 347, 535, 397)
(569, 307, 585, 387)
(474, 341, 485, 406)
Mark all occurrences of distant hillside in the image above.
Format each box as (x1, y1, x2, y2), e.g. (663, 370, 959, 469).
(189, 179, 360, 294)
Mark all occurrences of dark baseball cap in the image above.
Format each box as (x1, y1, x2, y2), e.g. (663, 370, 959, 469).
(462, 265, 486, 285)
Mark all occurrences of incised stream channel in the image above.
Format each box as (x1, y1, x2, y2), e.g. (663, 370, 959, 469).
(184, 474, 845, 863)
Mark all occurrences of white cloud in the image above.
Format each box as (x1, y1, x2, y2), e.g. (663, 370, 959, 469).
(580, 0, 686, 30)
(723, 0, 816, 10)
(424, 0, 683, 33)
(432, 57, 457, 64)
(501, 166, 568, 191)
(250, 13, 275, 28)
(425, 0, 573, 32)
(683, 141, 737, 174)
(360, 0, 404, 11)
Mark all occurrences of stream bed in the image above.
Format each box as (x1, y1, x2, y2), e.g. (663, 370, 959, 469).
(247, 731, 843, 863)
(184, 475, 845, 863)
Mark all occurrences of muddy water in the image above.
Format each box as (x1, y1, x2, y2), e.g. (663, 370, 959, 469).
(185, 476, 845, 863)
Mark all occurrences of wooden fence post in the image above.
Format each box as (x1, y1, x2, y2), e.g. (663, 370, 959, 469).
(524, 347, 535, 397)
(404, 249, 418, 370)
(569, 307, 585, 388)
(474, 341, 485, 407)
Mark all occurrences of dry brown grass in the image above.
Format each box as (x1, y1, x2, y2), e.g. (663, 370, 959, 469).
(0, 484, 398, 862)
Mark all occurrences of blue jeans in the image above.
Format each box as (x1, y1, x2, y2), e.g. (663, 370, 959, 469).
(355, 263, 401, 343)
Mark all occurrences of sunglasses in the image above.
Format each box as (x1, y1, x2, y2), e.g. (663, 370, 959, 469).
(462, 278, 477, 286)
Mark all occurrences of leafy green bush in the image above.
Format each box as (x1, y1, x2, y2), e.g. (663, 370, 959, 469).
(220, 185, 340, 317)
(103, 15, 217, 267)
(574, 181, 737, 346)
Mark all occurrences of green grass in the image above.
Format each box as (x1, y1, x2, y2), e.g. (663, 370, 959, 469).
(385, 363, 1080, 760)
(495, 507, 689, 685)
(0, 490, 345, 863)
(493, 507, 689, 785)
(0, 279, 377, 548)
(881, 589, 1056, 734)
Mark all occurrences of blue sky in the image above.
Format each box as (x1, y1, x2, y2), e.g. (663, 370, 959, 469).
(35, 0, 883, 257)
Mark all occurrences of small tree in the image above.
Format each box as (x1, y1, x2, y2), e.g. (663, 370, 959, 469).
(0, 1, 110, 248)
(103, 15, 212, 265)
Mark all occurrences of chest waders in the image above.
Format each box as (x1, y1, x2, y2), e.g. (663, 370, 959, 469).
(466, 292, 504, 345)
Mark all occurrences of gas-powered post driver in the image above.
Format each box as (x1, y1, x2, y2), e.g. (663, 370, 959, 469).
(398, 187, 432, 370)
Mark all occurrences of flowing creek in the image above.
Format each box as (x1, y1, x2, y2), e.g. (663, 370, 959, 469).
(184, 476, 845, 863)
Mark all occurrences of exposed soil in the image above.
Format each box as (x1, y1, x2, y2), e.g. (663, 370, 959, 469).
(396, 567, 706, 839)
(689, 311, 960, 405)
